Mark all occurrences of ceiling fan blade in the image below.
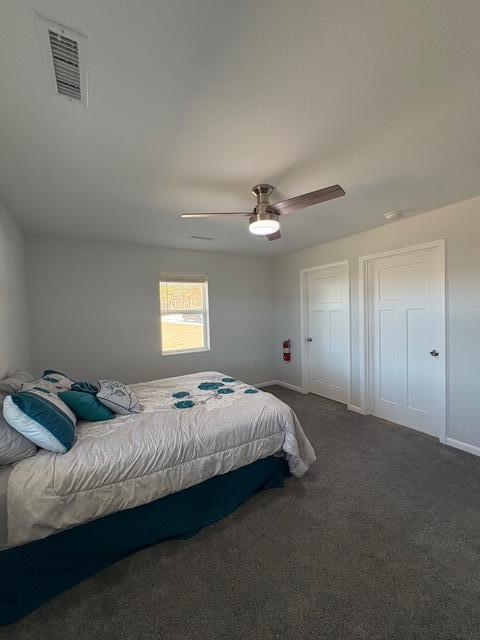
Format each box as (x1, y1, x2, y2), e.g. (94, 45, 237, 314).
(181, 212, 251, 219)
(272, 184, 345, 215)
(266, 230, 281, 241)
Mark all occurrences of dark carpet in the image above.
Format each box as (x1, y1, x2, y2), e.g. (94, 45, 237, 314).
(2, 387, 480, 640)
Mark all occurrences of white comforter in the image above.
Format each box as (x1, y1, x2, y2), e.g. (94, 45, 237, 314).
(4, 372, 315, 549)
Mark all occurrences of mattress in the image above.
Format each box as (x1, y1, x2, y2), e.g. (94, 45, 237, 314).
(3, 372, 315, 549)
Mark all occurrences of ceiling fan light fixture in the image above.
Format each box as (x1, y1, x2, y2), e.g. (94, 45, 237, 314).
(249, 213, 280, 236)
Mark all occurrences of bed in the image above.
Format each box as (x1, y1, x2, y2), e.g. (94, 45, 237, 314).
(0, 371, 315, 623)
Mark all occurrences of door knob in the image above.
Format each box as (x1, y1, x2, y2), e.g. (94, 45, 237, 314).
(429, 350, 439, 357)
(306, 337, 313, 342)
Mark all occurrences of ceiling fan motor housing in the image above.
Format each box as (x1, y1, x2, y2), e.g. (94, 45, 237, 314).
(251, 183, 274, 203)
(251, 184, 278, 222)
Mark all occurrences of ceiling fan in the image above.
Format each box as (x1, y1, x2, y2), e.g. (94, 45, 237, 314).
(180, 183, 346, 241)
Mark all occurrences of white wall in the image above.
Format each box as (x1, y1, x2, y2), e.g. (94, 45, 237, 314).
(0, 203, 30, 378)
(274, 196, 480, 449)
(26, 237, 275, 386)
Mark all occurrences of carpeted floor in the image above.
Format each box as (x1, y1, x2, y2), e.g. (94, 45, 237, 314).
(2, 386, 480, 639)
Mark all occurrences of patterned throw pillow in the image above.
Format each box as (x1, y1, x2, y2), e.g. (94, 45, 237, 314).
(0, 393, 37, 465)
(71, 381, 99, 395)
(96, 380, 140, 415)
(3, 387, 77, 453)
(22, 370, 74, 394)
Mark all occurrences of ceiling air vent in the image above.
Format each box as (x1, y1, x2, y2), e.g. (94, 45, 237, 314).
(36, 14, 88, 106)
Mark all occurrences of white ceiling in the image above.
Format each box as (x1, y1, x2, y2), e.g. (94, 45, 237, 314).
(0, 0, 479, 257)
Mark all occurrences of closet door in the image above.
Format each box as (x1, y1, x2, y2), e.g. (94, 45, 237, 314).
(368, 246, 444, 436)
(306, 263, 350, 403)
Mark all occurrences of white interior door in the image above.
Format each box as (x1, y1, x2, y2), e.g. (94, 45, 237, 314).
(306, 263, 350, 403)
(367, 245, 445, 437)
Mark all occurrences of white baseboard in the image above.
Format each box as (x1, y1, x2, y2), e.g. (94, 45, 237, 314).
(347, 404, 368, 415)
(445, 437, 480, 458)
(254, 393, 480, 459)
(252, 387, 480, 457)
(276, 380, 307, 394)
(256, 380, 307, 394)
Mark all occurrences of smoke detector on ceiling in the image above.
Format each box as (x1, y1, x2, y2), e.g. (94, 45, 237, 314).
(35, 13, 88, 106)
(384, 210, 402, 222)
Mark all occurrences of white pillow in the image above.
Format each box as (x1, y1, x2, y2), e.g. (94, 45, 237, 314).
(0, 393, 37, 465)
(0, 371, 35, 395)
(96, 380, 140, 415)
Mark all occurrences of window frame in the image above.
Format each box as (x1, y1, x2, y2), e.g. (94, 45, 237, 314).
(159, 277, 210, 356)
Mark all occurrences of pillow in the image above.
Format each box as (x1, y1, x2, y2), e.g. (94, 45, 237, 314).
(43, 369, 68, 377)
(3, 388, 77, 453)
(59, 391, 114, 422)
(0, 371, 36, 395)
(22, 370, 74, 394)
(0, 393, 37, 465)
(71, 381, 99, 395)
(96, 380, 140, 415)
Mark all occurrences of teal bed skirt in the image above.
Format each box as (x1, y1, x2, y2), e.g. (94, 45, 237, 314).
(0, 455, 288, 625)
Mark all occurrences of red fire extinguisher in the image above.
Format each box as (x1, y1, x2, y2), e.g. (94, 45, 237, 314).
(283, 339, 291, 362)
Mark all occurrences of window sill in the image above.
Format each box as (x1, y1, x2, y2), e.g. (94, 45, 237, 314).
(161, 347, 210, 356)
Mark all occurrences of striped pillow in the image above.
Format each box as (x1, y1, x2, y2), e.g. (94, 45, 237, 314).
(3, 387, 77, 453)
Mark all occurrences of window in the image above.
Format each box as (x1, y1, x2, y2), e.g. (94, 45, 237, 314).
(159, 273, 210, 355)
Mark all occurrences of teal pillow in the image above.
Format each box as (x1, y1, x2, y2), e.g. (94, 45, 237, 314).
(58, 391, 114, 422)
